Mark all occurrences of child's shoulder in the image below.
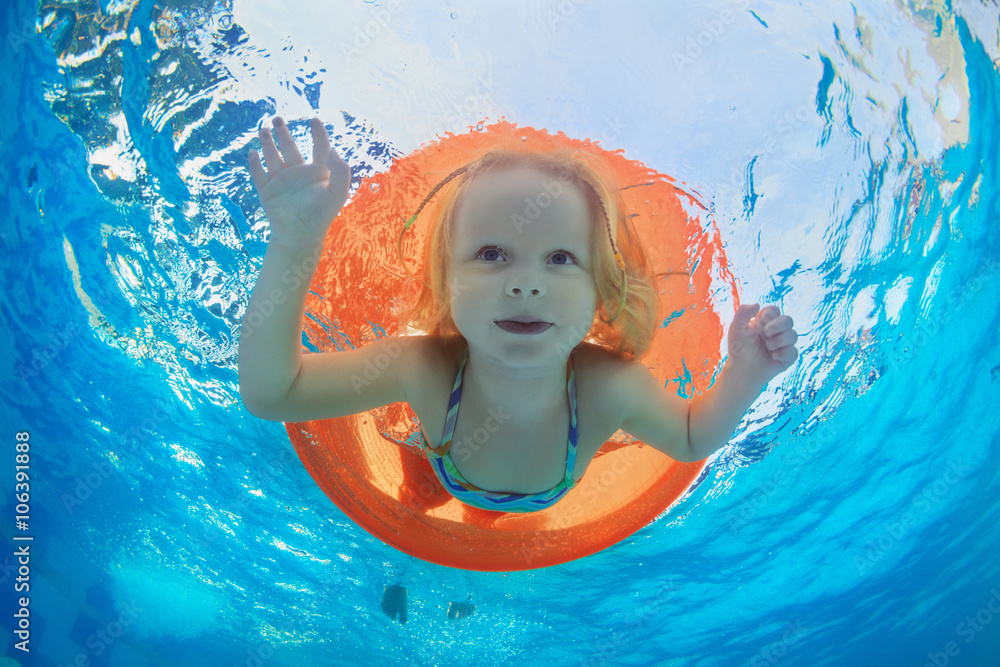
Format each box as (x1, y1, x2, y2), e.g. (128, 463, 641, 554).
(407, 335, 629, 375)
(573, 340, 627, 368)
(404, 334, 631, 404)
(571, 342, 635, 412)
(392, 334, 455, 402)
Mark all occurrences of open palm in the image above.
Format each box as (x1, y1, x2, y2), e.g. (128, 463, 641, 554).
(248, 116, 351, 248)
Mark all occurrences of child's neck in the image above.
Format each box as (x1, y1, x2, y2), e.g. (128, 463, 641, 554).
(462, 351, 570, 420)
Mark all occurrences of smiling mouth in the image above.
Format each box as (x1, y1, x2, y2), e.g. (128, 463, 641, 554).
(494, 321, 553, 335)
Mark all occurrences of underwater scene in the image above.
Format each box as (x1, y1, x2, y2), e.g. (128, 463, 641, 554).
(1, 0, 999, 665)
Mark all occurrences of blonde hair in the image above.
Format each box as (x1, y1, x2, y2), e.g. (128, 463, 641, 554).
(394, 150, 677, 362)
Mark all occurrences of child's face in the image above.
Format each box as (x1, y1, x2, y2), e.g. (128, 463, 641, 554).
(448, 167, 598, 362)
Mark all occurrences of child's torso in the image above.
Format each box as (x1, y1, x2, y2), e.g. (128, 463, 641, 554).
(408, 336, 626, 495)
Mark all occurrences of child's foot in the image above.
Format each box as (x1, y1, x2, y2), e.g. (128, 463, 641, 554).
(447, 595, 475, 620)
(381, 584, 408, 624)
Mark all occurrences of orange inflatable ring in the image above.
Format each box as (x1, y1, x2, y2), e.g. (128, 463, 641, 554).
(287, 120, 736, 571)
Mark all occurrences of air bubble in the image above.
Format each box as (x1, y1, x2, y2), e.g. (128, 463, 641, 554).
(370, 183, 380, 192)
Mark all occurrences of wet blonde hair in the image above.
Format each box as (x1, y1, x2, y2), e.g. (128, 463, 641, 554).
(395, 150, 677, 362)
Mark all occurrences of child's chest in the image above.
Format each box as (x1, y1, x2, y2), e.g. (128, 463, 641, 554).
(412, 338, 625, 495)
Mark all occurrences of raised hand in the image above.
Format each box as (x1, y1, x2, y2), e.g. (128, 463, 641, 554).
(248, 116, 351, 248)
(726, 303, 799, 390)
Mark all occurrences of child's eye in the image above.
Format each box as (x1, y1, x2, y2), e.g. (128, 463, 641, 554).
(476, 246, 578, 265)
(477, 246, 505, 262)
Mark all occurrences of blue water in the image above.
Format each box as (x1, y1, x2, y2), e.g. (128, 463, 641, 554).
(2, 1, 999, 666)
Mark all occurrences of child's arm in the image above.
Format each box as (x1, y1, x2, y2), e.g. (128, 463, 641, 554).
(618, 303, 799, 462)
(237, 116, 350, 418)
(239, 117, 423, 424)
(688, 303, 798, 461)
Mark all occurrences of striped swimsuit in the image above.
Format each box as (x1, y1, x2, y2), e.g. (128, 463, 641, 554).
(422, 346, 579, 513)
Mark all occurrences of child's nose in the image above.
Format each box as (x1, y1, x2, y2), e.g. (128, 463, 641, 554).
(504, 270, 545, 296)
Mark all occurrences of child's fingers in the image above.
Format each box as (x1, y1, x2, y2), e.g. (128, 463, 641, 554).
(258, 123, 284, 173)
(248, 149, 267, 191)
(733, 303, 760, 331)
(756, 305, 781, 329)
(771, 345, 799, 366)
(272, 117, 305, 166)
(310, 117, 333, 164)
(765, 328, 798, 352)
(762, 314, 794, 337)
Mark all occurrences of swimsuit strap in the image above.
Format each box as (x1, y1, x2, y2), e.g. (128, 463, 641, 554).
(438, 346, 578, 485)
(435, 346, 469, 458)
(565, 353, 578, 484)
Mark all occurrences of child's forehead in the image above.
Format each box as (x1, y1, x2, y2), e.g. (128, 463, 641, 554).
(451, 167, 593, 247)
(462, 166, 558, 197)
(457, 166, 584, 215)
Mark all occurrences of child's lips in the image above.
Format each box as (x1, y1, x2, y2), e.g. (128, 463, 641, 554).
(494, 320, 553, 334)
